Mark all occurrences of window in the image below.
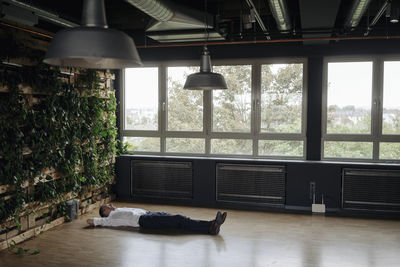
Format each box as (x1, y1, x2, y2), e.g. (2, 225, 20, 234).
(166, 138, 205, 153)
(322, 58, 400, 162)
(258, 140, 303, 157)
(124, 68, 158, 130)
(326, 62, 372, 134)
(324, 141, 372, 159)
(380, 61, 400, 160)
(382, 62, 400, 135)
(211, 139, 252, 155)
(261, 64, 303, 133)
(212, 65, 252, 132)
(167, 67, 202, 132)
(259, 63, 305, 157)
(379, 142, 400, 160)
(122, 59, 306, 158)
(123, 137, 160, 152)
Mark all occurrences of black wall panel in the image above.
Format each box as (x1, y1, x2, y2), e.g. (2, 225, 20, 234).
(137, 39, 400, 62)
(286, 163, 341, 208)
(115, 155, 400, 216)
(192, 159, 216, 204)
(114, 156, 131, 199)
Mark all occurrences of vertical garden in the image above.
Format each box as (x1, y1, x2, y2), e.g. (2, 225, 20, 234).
(0, 27, 118, 246)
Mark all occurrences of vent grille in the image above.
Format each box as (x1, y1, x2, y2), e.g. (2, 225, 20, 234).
(342, 168, 400, 211)
(132, 160, 193, 199)
(216, 164, 286, 206)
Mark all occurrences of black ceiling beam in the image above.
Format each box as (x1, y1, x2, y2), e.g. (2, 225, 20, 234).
(299, 0, 341, 44)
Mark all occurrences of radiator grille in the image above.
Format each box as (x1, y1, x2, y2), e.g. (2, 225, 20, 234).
(132, 160, 193, 199)
(216, 164, 286, 206)
(342, 168, 400, 211)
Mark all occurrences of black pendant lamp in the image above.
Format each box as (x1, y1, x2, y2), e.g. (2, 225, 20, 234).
(183, 0, 227, 90)
(183, 45, 227, 90)
(43, 0, 142, 69)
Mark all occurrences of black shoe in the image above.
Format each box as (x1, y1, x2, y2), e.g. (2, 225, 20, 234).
(210, 211, 227, 235)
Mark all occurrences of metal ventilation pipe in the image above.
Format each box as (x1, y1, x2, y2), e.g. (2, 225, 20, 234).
(267, 0, 292, 32)
(124, 0, 221, 42)
(124, 0, 173, 22)
(2, 0, 78, 27)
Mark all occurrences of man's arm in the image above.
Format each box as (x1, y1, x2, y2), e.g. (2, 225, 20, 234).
(87, 217, 129, 227)
(86, 217, 114, 227)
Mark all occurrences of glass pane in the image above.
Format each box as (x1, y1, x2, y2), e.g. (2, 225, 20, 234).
(324, 141, 372, 159)
(212, 65, 252, 132)
(167, 67, 202, 131)
(259, 140, 303, 157)
(123, 137, 160, 152)
(124, 68, 158, 130)
(166, 138, 205, 153)
(326, 62, 372, 134)
(261, 64, 303, 133)
(211, 139, 252, 155)
(383, 62, 400, 134)
(380, 142, 400, 160)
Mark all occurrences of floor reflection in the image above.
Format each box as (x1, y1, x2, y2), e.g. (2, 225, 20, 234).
(1, 203, 399, 267)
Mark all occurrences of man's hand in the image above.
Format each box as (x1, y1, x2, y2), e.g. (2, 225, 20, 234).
(87, 219, 94, 226)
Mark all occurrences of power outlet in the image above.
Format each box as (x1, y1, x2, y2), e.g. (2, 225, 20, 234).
(310, 181, 316, 201)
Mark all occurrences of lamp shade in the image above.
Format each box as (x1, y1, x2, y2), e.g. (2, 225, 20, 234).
(43, 0, 142, 69)
(184, 72, 228, 90)
(183, 46, 228, 90)
(43, 27, 142, 69)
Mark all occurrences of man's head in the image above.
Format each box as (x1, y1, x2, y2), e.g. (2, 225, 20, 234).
(99, 204, 116, 217)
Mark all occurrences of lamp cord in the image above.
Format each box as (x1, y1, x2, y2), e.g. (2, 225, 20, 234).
(204, 0, 209, 47)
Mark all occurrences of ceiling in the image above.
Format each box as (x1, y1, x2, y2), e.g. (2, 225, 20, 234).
(2, 0, 400, 46)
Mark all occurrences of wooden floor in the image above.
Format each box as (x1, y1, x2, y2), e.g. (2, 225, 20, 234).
(0, 202, 399, 267)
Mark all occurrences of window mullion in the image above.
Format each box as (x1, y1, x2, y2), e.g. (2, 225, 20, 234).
(204, 90, 212, 155)
(372, 58, 383, 160)
(252, 63, 261, 157)
(120, 69, 126, 135)
(160, 64, 167, 153)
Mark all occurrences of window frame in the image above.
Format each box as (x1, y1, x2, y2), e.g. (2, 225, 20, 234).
(321, 56, 400, 162)
(257, 60, 308, 158)
(121, 57, 308, 159)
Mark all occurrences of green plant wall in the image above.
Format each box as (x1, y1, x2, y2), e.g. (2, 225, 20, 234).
(0, 29, 118, 226)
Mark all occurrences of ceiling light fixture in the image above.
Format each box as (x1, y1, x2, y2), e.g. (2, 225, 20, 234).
(183, 0, 227, 90)
(344, 0, 373, 29)
(267, 0, 292, 32)
(43, 0, 142, 69)
(390, 4, 400, 23)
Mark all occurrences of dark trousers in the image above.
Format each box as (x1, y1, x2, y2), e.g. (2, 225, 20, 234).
(138, 212, 212, 234)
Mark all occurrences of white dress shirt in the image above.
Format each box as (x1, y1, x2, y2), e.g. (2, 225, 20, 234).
(93, 207, 148, 227)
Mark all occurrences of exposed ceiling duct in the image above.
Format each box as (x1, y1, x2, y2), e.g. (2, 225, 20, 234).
(1, 0, 78, 28)
(125, 0, 173, 22)
(267, 0, 292, 32)
(0, 1, 38, 26)
(124, 0, 224, 43)
(344, 0, 372, 30)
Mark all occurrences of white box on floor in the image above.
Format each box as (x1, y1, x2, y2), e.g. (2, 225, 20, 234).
(312, 204, 326, 213)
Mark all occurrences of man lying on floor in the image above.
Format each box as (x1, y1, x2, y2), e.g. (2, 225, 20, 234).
(87, 204, 227, 235)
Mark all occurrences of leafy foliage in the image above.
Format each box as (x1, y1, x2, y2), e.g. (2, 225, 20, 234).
(0, 32, 117, 229)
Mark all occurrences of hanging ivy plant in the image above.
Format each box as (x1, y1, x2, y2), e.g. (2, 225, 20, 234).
(0, 29, 117, 231)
